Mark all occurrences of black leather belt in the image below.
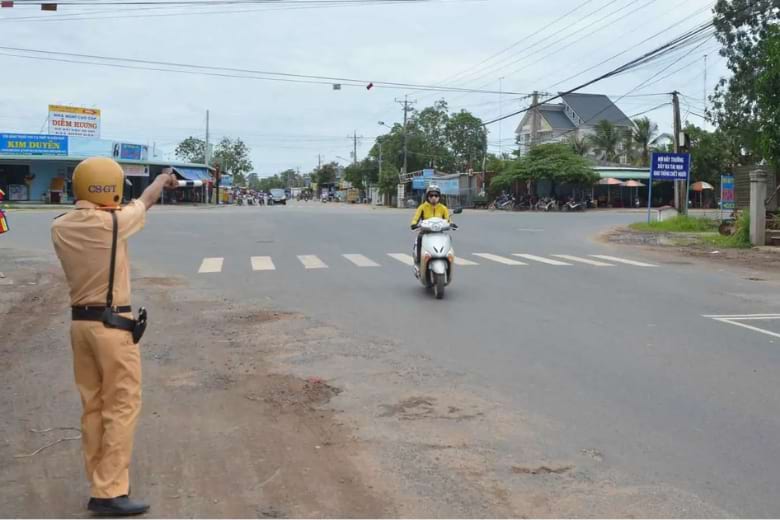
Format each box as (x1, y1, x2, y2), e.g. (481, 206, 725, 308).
(72, 305, 132, 321)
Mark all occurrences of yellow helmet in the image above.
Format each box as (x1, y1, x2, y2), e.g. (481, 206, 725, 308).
(73, 157, 124, 208)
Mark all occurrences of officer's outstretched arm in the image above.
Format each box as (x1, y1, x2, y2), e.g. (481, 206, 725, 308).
(140, 169, 178, 210)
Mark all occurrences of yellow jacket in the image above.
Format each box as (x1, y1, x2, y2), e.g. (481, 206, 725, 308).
(411, 202, 450, 226)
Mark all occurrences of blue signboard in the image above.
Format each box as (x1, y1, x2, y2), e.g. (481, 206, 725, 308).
(0, 133, 68, 156)
(721, 174, 735, 210)
(651, 152, 691, 180)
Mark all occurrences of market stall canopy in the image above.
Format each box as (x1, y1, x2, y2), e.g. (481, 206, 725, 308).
(690, 181, 714, 192)
(173, 166, 211, 181)
(598, 177, 624, 185)
(621, 180, 646, 187)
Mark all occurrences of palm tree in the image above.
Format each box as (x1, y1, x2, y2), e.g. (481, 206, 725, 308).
(569, 134, 591, 156)
(632, 117, 664, 166)
(589, 120, 621, 162)
(622, 128, 636, 165)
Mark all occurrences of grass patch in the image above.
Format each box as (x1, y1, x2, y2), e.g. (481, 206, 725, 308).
(630, 215, 719, 233)
(704, 215, 752, 249)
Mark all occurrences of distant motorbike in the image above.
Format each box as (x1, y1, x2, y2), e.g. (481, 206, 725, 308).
(412, 215, 460, 300)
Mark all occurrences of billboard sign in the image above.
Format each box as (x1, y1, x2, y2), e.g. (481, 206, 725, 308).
(122, 164, 149, 177)
(112, 142, 148, 161)
(48, 105, 101, 138)
(720, 174, 735, 210)
(0, 133, 68, 156)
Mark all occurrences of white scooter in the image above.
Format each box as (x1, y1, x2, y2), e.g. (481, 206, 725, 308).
(412, 216, 459, 299)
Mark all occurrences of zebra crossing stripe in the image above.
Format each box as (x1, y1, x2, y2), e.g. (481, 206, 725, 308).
(552, 255, 614, 266)
(513, 254, 571, 266)
(473, 253, 526, 265)
(590, 255, 657, 267)
(198, 257, 223, 273)
(343, 254, 380, 267)
(298, 255, 328, 269)
(388, 253, 415, 266)
(454, 257, 478, 266)
(251, 256, 276, 271)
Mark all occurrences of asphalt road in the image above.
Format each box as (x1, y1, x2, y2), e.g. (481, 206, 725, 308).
(4, 202, 780, 516)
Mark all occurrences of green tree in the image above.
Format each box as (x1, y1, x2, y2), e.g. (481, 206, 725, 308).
(569, 134, 591, 156)
(756, 25, 780, 166)
(631, 117, 667, 166)
(278, 168, 301, 188)
(314, 161, 339, 186)
(258, 174, 284, 192)
(344, 159, 378, 190)
(589, 120, 621, 162)
(491, 143, 597, 193)
(377, 162, 400, 201)
(685, 124, 738, 186)
(446, 110, 487, 171)
(711, 0, 779, 161)
(247, 172, 260, 190)
(213, 137, 253, 186)
(175, 137, 206, 164)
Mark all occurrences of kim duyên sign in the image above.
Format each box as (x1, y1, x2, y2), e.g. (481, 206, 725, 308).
(0, 133, 68, 156)
(651, 152, 691, 181)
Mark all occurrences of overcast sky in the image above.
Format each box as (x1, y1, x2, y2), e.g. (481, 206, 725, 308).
(0, 0, 728, 175)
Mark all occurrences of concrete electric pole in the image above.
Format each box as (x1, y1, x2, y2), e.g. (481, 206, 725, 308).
(395, 95, 416, 175)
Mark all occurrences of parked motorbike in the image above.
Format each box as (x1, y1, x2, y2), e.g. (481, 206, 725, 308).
(562, 199, 585, 212)
(536, 198, 558, 212)
(412, 214, 460, 299)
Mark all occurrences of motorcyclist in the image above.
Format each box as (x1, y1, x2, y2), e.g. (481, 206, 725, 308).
(411, 184, 456, 264)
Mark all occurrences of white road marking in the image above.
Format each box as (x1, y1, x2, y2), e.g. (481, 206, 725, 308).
(388, 253, 414, 266)
(710, 318, 780, 339)
(298, 255, 328, 269)
(552, 255, 614, 267)
(702, 314, 780, 319)
(198, 257, 223, 273)
(513, 254, 571, 266)
(590, 255, 657, 267)
(251, 256, 276, 271)
(454, 257, 479, 266)
(343, 254, 380, 267)
(473, 253, 526, 266)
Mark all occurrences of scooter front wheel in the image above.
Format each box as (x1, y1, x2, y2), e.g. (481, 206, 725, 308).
(433, 273, 445, 299)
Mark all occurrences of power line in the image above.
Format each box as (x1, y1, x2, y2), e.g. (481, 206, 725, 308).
(482, 21, 714, 126)
(0, 45, 532, 95)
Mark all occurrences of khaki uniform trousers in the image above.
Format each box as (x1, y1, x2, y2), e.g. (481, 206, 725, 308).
(70, 317, 141, 499)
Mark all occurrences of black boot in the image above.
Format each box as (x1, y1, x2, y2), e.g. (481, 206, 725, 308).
(87, 496, 149, 516)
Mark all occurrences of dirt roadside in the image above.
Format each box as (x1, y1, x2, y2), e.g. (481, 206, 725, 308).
(0, 248, 389, 518)
(600, 227, 780, 278)
(0, 246, 733, 518)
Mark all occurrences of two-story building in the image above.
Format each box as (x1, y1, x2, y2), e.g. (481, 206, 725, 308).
(515, 92, 633, 157)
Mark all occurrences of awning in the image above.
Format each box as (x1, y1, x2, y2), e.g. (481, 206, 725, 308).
(173, 167, 211, 181)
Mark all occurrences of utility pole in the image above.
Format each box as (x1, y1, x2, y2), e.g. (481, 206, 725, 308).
(703, 54, 708, 113)
(499, 77, 504, 157)
(395, 95, 416, 175)
(672, 91, 686, 214)
(530, 90, 540, 152)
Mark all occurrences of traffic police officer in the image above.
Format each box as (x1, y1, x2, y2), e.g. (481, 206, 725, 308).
(51, 157, 177, 516)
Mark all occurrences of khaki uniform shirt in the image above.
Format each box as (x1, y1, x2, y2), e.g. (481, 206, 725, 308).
(51, 200, 146, 307)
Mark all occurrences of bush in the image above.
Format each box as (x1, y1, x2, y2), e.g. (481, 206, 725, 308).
(706, 214, 752, 248)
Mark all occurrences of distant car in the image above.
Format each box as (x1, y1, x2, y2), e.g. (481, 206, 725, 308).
(270, 189, 287, 205)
